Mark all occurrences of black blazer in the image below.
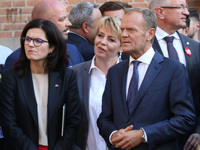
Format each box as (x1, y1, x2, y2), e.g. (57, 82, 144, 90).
(0, 68, 81, 150)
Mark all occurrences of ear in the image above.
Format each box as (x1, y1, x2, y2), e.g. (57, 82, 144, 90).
(156, 7, 165, 20)
(196, 22, 200, 31)
(146, 28, 156, 42)
(82, 22, 89, 34)
(49, 46, 55, 54)
(119, 47, 123, 53)
(184, 27, 190, 36)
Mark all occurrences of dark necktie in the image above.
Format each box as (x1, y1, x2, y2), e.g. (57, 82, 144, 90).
(163, 36, 179, 61)
(126, 61, 140, 115)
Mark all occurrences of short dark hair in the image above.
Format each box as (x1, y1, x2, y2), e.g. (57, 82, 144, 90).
(14, 19, 69, 77)
(99, 1, 125, 16)
(189, 8, 199, 22)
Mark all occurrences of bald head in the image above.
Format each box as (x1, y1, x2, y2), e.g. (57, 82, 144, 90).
(32, 0, 71, 40)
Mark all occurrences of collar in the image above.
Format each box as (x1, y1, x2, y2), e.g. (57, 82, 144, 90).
(156, 26, 180, 41)
(129, 47, 155, 65)
(68, 31, 89, 43)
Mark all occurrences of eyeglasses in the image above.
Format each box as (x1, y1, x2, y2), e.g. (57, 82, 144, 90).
(161, 5, 189, 10)
(22, 36, 48, 47)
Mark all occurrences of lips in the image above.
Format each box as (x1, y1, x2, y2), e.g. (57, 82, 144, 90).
(97, 46, 105, 52)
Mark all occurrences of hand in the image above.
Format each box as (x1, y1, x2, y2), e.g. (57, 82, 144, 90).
(111, 125, 144, 150)
(184, 133, 200, 150)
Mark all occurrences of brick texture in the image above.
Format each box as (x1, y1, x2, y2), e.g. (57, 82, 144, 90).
(0, 0, 199, 40)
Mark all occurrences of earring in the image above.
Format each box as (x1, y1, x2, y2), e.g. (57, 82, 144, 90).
(49, 51, 52, 54)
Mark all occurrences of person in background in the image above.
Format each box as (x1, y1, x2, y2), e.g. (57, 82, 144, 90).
(67, 1, 102, 61)
(71, 16, 122, 150)
(178, 16, 190, 36)
(0, 45, 12, 65)
(97, 7, 196, 150)
(4, 0, 83, 70)
(0, 45, 12, 73)
(148, 0, 200, 148)
(0, 19, 80, 150)
(187, 7, 200, 42)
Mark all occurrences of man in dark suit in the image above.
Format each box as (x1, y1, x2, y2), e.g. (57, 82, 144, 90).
(67, 1, 102, 61)
(97, 7, 196, 150)
(148, 0, 200, 149)
(4, 0, 84, 70)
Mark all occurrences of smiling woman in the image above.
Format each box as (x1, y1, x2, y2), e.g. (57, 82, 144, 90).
(0, 19, 81, 150)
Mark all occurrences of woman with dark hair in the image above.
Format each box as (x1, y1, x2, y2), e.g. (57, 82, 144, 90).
(0, 19, 80, 150)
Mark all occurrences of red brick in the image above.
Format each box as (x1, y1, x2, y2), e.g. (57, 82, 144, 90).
(4, 24, 25, 31)
(6, 8, 18, 15)
(0, 16, 13, 23)
(0, 1, 11, 7)
(13, 15, 27, 23)
(68, 0, 81, 5)
(0, 8, 7, 15)
(135, 0, 145, 2)
(0, 32, 12, 38)
(132, 3, 148, 8)
(14, 31, 22, 38)
(13, 1, 25, 7)
(27, 0, 39, 6)
(96, 0, 108, 3)
(21, 7, 34, 14)
(0, 25, 2, 31)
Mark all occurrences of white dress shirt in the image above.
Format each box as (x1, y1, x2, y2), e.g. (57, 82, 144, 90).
(0, 45, 12, 64)
(86, 56, 109, 150)
(155, 27, 186, 66)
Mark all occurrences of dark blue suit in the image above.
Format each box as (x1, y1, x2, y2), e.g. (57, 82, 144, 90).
(4, 44, 84, 70)
(97, 51, 196, 150)
(67, 32, 94, 61)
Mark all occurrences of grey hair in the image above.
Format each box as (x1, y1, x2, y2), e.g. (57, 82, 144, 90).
(125, 7, 157, 42)
(68, 1, 98, 29)
(148, 0, 170, 13)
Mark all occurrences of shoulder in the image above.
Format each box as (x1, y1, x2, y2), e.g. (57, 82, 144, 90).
(71, 61, 91, 72)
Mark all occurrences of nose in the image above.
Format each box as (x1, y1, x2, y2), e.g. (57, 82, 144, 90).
(121, 29, 128, 37)
(65, 18, 72, 27)
(29, 40, 34, 47)
(100, 37, 107, 45)
(183, 7, 189, 15)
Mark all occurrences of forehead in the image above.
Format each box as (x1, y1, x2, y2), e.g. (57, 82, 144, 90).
(26, 28, 46, 37)
(121, 12, 144, 27)
(104, 9, 125, 19)
(171, 0, 186, 5)
(51, 3, 68, 20)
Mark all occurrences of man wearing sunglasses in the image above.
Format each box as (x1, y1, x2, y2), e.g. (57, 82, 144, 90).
(148, 0, 200, 149)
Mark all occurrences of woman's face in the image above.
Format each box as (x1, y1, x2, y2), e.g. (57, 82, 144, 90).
(94, 26, 121, 60)
(24, 28, 54, 64)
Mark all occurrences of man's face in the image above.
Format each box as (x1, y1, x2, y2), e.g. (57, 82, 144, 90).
(188, 17, 197, 39)
(49, 2, 71, 40)
(162, 0, 189, 30)
(121, 12, 150, 59)
(86, 8, 102, 44)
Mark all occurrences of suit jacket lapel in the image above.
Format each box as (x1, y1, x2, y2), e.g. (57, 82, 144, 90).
(82, 61, 92, 120)
(121, 60, 131, 116)
(128, 52, 164, 118)
(48, 71, 61, 125)
(19, 70, 38, 126)
(152, 37, 163, 55)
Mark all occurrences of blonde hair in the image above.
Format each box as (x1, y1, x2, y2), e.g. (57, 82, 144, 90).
(97, 16, 121, 42)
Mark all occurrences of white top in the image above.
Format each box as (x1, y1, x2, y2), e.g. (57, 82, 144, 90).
(126, 47, 155, 98)
(32, 73, 48, 146)
(0, 45, 12, 64)
(155, 27, 186, 66)
(86, 56, 109, 150)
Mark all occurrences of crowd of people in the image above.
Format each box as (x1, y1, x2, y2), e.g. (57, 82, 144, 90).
(0, 0, 200, 150)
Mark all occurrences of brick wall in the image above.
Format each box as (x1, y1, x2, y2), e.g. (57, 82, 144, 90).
(0, 0, 200, 50)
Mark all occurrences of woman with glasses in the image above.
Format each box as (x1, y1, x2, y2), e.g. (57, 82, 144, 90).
(0, 19, 81, 150)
